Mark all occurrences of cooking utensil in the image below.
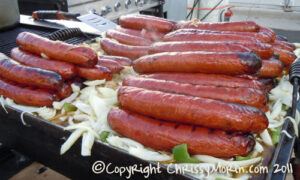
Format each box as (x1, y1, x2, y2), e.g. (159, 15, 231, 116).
(32, 10, 117, 32)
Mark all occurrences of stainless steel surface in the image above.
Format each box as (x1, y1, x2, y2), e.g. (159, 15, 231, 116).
(20, 15, 102, 35)
(77, 14, 117, 32)
(0, 0, 20, 30)
(114, 1, 121, 11)
(67, 0, 161, 20)
(100, 5, 112, 16)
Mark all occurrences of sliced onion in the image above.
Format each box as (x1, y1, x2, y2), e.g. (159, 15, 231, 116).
(83, 79, 106, 86)
(128, 147, 172, 161)
(81, 131, 95, 156)
(60, 129, 84, 155)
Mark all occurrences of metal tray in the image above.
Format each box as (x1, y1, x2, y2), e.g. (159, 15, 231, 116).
(0, 25, 297, 180)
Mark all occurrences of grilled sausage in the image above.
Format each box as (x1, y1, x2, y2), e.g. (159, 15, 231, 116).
(133, 51, 262, 75)
(272, 40, 296, 51)
(108, 107, 255, 158)
(119, 14, 174, 32)
(257, 78, 275, 92)
(100, 38, 149, 60)
(106, 29, 152, 46)
(57, 82, 73, 99)
(115, 26, 165, 41)
(163, 30, 259, 43)
(118, 86, 268, 133)
(99, 55, 132, 66)
(16, 32, 97, 67)
(77, 65, 112, 80)
(123, 76, 267, 109)
(259, 27, 276, 42)
(97, 59, 123, 73)
(0, 53, 62, 90)
(10, 48, 76, 79)
(230, 42, 274, 59)
(149, 41, 251, 54)
(0, 78, 59, 107)
(140, 73, 265, 91)
(259, 59, 284, 78)
(273, 47, 297, 66)
(175, 20, 259, 32)
(170, 28, 272, 43)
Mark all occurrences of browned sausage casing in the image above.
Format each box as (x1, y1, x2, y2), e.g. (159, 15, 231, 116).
(108, 107, 255, 158)
(77, 65, 112, 80)
(99, 55, 132, 66)
(133, 51, 262, 75)
(115, 26, 165, 41)
(259, 27, 276, 42)
(0, 53, 62, 90)
(118, 86, 268, 133)
(100, 38, 149, 60)
(230, 42, 274, 59)
(106, 29, 152, 46)
(141, 73, 265, 91)
(119, 14, 174, 32)
(257, 78, 275, 93)
(57, 82, 73, 99)
(163, 30, 259, 43)
(97, 59, 123, 73)
(10, 48, 76, 80)
(170, 28, 272, 43)
(123, 76, 267, 109)
(16, 32, 97, 67)
(272, 40, 296, 51)
(259, 59, 284, 78)
(273, 47, 297, 66)
(149, 41, 251, 54)
(0, 78, 59, 107)
(175, 20, 259, 32)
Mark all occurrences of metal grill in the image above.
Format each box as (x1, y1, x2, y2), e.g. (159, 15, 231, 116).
(0, 25, 94, 56)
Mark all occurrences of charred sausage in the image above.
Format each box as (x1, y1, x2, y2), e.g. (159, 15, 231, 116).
(115, 26, 165, 41)
(108, 107, 255, 158)
(77, 65, 112, 80)
(0, 78, 59, 107)
(0, 53, 62, 90)
(259, 59, 284, 78)
(175, 20, 259, 32)
(106, 29, 152, 46)
(119, 14, 174, 32)
(16, 32, 97, 67)
(118, 86, 268, 133)
(10, 48, 76, 79)
(170, 28, 272, 43)
(273, 47, 297, 66)
(133, 51, 262, 75)
(100, 38, 149, 60)
(149, 41, 251, 54)
(123, 76, 267, 109)
(97, 59, 124, 73)
(140, 73, 265, 91)
(99, 55, 132, 66)
(163, 30, 259, 43)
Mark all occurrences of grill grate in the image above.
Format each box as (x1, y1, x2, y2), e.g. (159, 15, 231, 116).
(0, 25, 94, 56)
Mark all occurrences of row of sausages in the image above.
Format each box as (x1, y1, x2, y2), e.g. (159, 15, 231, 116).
(104, 14, 296, 158)
(0, 32, 133, 107)
(100, 14, 296, 78)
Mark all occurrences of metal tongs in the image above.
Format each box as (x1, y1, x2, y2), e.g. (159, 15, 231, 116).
(266, 58, 300, 180)
(289, 58, 300, 179)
